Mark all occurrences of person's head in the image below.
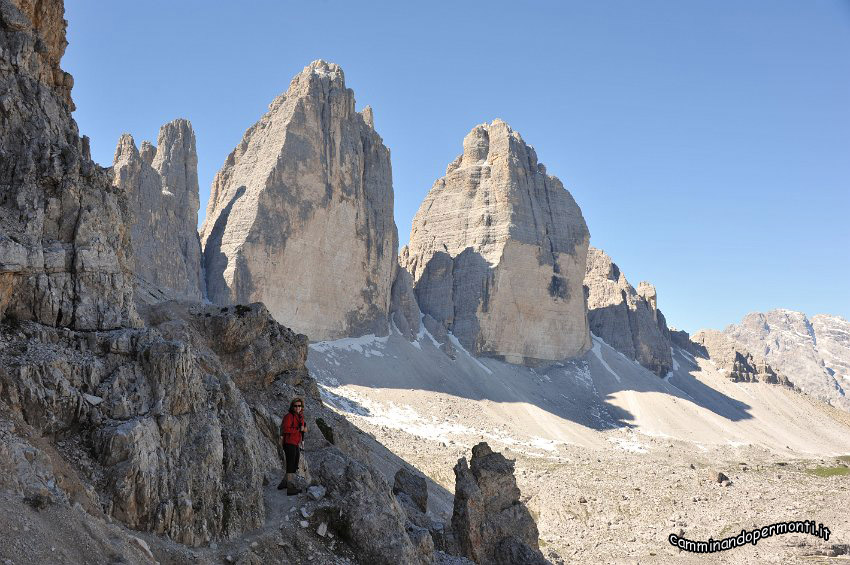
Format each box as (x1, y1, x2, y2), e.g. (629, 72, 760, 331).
(289, 397, 304, 414)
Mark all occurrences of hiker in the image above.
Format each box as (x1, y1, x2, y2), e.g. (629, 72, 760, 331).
(278, 397, 307, 495)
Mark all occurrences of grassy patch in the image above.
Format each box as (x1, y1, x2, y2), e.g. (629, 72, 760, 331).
(806, 466, 850, 478)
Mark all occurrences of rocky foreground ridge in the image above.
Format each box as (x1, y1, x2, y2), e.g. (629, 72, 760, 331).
(0, 2, 546, 563)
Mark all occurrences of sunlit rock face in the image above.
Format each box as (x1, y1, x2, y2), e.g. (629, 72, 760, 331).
(200, 60, 397, 341)
(403, 120, 591, 365)
(112, 119, 205, 302)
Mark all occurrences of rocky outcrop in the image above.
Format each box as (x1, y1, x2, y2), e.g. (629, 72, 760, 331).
(691, 329, 792, 386)
(403, 120, 591, 365)
(393, 466, 428, 514)
(0, 303, 300, 544)
(0, 0, 136, 331)
(310, 448, 429, 564)
(112, 119, 205, 302)
(451, 442, 545, 565)
(723, 310, 850, 410)
(583, 247, 672, 375)
(200, 60, 398, 341)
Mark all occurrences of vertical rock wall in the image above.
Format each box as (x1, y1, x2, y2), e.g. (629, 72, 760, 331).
(112, 119, 205, 302)
(403, 120, 591, 365)
(200, 60, 398, 341)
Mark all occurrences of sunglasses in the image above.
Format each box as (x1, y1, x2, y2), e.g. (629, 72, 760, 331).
(294, 404, 303, 408)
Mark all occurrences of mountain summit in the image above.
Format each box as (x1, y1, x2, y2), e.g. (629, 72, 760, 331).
(402, 119, 591, 364)
(200, 60, 398, 341)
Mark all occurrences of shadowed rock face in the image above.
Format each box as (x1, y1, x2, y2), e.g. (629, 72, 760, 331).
(390, 264, 421, 341)
(403, 120, 591, 365)
(199, 60, 398, 341)
(112, 120, 205, 302)
(583, 247, 673, 376)
(451, 442, 546, 565)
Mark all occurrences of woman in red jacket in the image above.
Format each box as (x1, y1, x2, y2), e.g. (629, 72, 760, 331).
(278, 397, 307, 495)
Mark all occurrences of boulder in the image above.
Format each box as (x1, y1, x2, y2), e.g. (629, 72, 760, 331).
(309, 447, 430, 564)
(403, 120, 591, 365)
(200, 60, 398, 341)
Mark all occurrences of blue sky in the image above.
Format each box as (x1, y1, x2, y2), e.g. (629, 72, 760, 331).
(63, 1, 849, 333)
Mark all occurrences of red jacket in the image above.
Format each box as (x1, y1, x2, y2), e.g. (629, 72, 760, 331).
(281, 412, 304, 446)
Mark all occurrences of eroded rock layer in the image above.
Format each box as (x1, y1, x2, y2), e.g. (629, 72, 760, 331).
(200, 60, 397, 341)
(583, 247, 673, 375)
(691, 328, 792, 386)
(403, 120, 590, 365)
(112, 119, 205, 302)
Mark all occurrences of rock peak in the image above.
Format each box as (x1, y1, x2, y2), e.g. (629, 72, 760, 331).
(404, 122, 590, 364)
(114, 133, 139, 161)
(584, 247, 673, 375)
(112, 119, 204, 301)
(200, 61, 397, 341)
(287, 59, 347, 93)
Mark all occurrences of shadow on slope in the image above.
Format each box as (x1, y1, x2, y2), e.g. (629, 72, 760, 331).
(306, 329, 753, 435)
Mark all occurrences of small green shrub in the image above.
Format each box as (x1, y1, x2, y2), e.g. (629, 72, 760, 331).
(806, 466, 850, 478)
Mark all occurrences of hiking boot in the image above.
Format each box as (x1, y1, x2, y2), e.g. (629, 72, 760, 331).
(287, 484, 301, 496)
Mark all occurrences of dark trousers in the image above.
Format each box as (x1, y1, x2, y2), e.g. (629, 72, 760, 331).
(283, 443, 300, 474)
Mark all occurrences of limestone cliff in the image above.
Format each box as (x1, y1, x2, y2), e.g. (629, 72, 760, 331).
(0, 0, 136, 330)
(112, 119, 205, 302)
(403, 120, 591, 365)
(583, 247, 673, 375)
(200, 60, 398, 341)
